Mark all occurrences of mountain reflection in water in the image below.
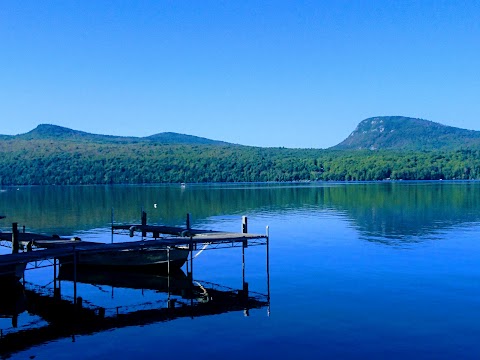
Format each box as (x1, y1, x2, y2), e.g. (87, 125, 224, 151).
(1, 182, 479, 244)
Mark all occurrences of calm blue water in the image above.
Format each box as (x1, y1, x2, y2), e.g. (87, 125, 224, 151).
(1, 182, 480, 359)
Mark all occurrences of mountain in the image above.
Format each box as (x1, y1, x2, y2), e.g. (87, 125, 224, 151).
(2, 120, 480, 185)
(5, 117, 480, 150)
(332, 116, 480, 150)
(13, 124, 229, 145)
(145, 132, 229, 145)
(16, 124, 136, 143)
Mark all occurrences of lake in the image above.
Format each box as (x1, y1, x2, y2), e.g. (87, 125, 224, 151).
(1, 181, 480, 359)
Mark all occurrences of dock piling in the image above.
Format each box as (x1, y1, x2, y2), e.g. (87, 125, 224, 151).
(141, 211, 147, 238)
(242, 216, 248, 234)
(12, 222, 19, 254)
(111, 207, 114, 243)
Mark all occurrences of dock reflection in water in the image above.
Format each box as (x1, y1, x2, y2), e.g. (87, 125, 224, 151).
(0, 281, 27, 329)
(0, 265, 269, 357)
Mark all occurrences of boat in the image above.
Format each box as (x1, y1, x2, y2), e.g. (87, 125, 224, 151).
(32, 238, 190, 270)
(64, 245, 190, 270)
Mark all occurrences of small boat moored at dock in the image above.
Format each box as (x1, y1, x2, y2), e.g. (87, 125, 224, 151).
(31, 237, 190, 270)
(59, 244, 190, 270)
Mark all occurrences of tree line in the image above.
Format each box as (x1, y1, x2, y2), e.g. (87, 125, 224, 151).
(1, 139, 479, 185)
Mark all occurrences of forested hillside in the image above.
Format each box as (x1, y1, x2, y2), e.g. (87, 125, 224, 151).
(1, 121, 480, 185)
(333, 116, 480, 150)
(14, 124, 229, 145)
(1, 138, 479, 185)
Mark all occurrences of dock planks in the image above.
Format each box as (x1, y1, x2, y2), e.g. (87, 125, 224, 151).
(0, 230, 267, 269)
(1, 213, 268, 276)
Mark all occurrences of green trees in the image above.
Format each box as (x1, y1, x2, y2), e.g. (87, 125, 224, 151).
(0, 138, 479, 185)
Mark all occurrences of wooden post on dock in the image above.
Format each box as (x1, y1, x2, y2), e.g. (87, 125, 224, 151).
(12, 223, 19, 254)
(186, 213, 195, 249)
(111, 207, 115, 243)
(141, 211, 147, 238)
(242, 216, 248, 234)
(111, 207, 114, 229)
(242, 216, 248, 256)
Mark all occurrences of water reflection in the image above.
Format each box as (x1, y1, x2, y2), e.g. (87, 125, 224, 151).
(0, 266, 269, 358)
(1, 182, 479, 242)
(0, 281, 27, 329)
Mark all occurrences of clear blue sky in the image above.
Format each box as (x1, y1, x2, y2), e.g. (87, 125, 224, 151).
(1, 1, 479, 148)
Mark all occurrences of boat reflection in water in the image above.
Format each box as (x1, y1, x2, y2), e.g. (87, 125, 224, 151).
(58, 265, 200, 301)
(0, 265, 269, 357)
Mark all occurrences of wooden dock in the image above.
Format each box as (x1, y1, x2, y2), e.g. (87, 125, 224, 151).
(1, 233, 267, 266)
(0, 213, 271, 356)
(0, 214, 269, 276)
